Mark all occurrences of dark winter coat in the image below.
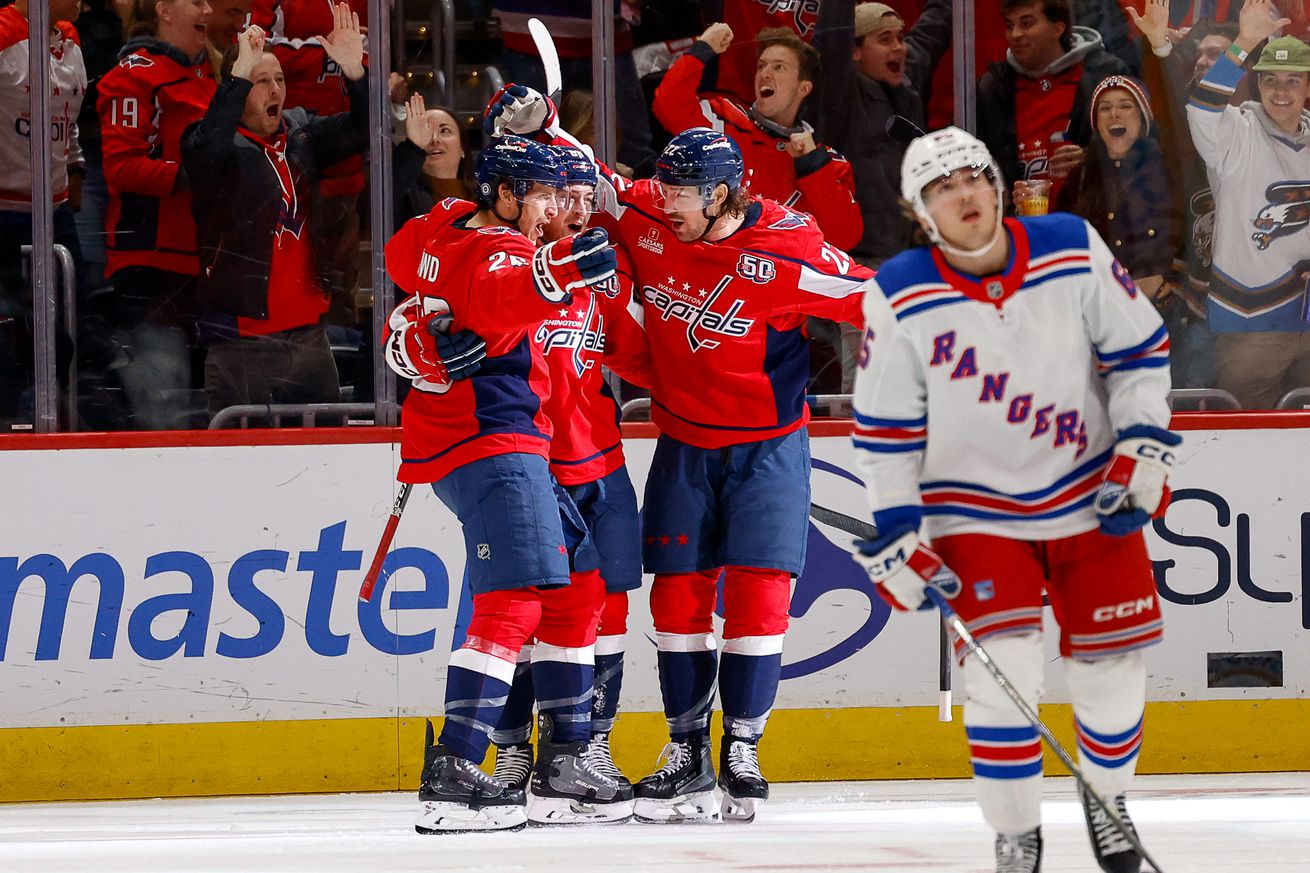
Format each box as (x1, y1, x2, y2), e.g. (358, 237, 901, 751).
(813, 0, 952, 263)
(180, 73, 368, 322)
(976, 27, 1128, 191)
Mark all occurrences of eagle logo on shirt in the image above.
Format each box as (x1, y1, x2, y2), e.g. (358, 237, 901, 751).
(1252, 180, 1310, 250)
(118, 54, 154, 70)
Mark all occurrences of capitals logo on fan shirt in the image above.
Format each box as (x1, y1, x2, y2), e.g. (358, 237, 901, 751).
(761, 0, 820, 37)
(1252, 180, 1310, 250)
(118, 54, 155, 70)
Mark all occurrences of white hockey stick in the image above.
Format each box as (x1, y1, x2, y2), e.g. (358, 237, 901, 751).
(810, 502, 1165, 873)
(525, 16, 593, 160)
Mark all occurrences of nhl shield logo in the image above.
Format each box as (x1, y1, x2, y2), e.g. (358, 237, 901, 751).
(985, 279, 1004, 300)
(476, 543, 491, 560)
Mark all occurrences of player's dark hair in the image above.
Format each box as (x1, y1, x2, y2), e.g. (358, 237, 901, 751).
(722, 185, 753, 217)
(1000, 0, 1074, 53)
(755, 27, 821, 84)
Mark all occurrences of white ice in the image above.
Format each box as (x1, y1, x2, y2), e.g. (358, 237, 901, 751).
(3, 773, 1308, 873)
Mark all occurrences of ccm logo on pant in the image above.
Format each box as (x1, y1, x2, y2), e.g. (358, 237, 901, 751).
(1093, 596, 1155, 623)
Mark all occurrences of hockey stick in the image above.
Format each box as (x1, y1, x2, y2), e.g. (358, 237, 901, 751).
(809, 503, 952, 721)
(359, 483, 413, 602)
(809, 503, 1165, 873)
(525, 17, 594, 159)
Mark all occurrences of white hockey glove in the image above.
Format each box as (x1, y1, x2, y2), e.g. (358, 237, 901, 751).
(855, 529, 961, 611)
(383, 296, 486, 392)
(1094, 425, 1182, 536)
(532, 228, 617, 303)
(483, 83, 558, 138)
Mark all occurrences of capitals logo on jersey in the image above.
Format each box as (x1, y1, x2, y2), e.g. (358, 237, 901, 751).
(536, 295, 604, 377)
(760, 0, 820, 37)
(643, 275, 754, 352)
(1252, 180, 1310, 250)
(118, 54, 154, 70)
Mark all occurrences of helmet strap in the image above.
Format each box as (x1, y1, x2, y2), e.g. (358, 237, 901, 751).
(914, 176, 1006, 259)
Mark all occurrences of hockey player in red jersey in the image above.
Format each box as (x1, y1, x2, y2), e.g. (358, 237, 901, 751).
(489, 86, 876, 823)
(851, 127, 1178, 873)
(487, 145, 652, 816)
(653, 22, 864, 253)
(384, 136, 630, 832)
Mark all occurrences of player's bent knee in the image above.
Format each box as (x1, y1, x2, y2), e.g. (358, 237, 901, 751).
(722, 566, 792, 640)
(535, 571, 605, 648)
(963, 632, 1045, 716)
(463, 588, 544, 660)
(650, 570, 719, 635)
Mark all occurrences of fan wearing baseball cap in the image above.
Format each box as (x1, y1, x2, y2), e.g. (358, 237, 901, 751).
(1186, 0, 1310, 409)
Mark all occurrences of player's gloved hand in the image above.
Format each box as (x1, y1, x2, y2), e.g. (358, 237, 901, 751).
(483, 83, 558, 138)
(1095, 425, 1182, 536)
(532, 228, 617, 303)
(383, 296, 487, 389)
(855, 528, 961, 611)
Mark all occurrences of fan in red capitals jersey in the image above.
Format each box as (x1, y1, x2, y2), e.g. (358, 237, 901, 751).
(483, 144, 652, 820)
(851, 127, 1178, 873)
(653, 21, 863, 253)
(384, 135, 632, 833)
(487, 86, 875, 825)
(96, 0, 217, 428)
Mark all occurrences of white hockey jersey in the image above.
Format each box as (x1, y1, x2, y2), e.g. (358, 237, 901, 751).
(852, 214, 1172, 542)
(0, 8, 85, 212)
(1186, 52, 1310, 332)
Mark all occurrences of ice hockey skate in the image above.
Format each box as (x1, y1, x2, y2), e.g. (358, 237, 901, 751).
(585, 731, 634, 803)
(1081, 787, 1143, 872)
(632, 735, 720, 823)
(527, 717, 632, 825)
(492, 742, 534, 797)
(995, 826, 1043, 873)
(718, 736, 768, 823)
(415, 724, 527, 834)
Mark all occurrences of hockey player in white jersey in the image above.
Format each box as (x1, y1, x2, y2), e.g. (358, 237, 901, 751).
(851, 127, 1179, 873)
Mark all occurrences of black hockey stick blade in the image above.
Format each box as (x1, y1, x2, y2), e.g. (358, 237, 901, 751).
(885, 114, 928, 146)
(809, 502, 874, 538)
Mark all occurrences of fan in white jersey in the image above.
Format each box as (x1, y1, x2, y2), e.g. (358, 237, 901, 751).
(851, 126, 1180, 873)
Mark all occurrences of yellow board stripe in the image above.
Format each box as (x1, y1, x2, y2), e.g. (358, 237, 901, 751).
(3, 700, 1307, 803)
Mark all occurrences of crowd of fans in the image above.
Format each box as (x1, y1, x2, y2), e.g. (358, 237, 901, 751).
(4, 0, 1310, 431)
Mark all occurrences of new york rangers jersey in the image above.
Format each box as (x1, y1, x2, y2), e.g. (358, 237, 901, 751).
(385, 198, 575, 484)
(595, 175, 871, 449)
(536, 247, 651, 485)
(852, 214, 1172, 541)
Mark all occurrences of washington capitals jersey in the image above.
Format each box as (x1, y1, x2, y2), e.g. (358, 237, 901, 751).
(385, 198, 573, 484)
(596, 175, 872, 449)
(852, 215, 1172, 541)
(0, 9, 85, 211)
(537, 248, 651, 485)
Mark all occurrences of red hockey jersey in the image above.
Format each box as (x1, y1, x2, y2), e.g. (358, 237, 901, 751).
(97, 39, 215, 276)
(717, 0, 819, 104)
(596, 177, 871, 449)
(386, 198, 583, 484)
(653, 43, 863, 253)
(537, 248, 650, 485)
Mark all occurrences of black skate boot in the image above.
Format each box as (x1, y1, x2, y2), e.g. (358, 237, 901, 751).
(632, 734, 719, 823)
(995, 826, 1043, 873)
(527, 716, 632, 825)
(1081, 787, 1143, 872)
(718, 736, 768, 823)
(415, 722, 527, 834)
(585, 731, 634, 803)
(492, 742, 534, 797)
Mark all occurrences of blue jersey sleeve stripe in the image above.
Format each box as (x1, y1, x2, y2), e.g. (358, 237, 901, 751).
(1102, 356, 1169, 374)
(854, 411, 928, 427)
(1096, 325, 1169, 362)
(853, 439, 928, 453)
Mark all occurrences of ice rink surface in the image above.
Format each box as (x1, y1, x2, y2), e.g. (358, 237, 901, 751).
(3, 773, 1308, 873)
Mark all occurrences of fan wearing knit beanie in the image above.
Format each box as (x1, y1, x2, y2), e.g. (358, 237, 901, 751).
(1055, 75, 1180, 302)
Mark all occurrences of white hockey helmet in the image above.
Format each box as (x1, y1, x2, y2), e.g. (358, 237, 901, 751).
(900, 126, 1005, 257)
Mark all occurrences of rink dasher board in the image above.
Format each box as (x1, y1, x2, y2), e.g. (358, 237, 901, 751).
(0, 421, 1306, 800)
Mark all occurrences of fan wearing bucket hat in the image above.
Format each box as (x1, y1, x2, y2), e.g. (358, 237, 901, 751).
(1055, 75, 1179, 302)
(1186, 0, 1310, 409)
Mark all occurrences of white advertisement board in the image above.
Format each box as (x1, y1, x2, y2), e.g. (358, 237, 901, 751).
(1, 429, 1305, 730)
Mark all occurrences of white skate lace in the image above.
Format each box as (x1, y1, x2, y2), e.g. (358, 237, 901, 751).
(1088, 793, 1136, 857)
(491, 744, 532, 788)
(585, 734, 625, 782)
(650, 741, 691, 779)
(994, 830, 1041, 873)
(726, 740, 762, 779)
